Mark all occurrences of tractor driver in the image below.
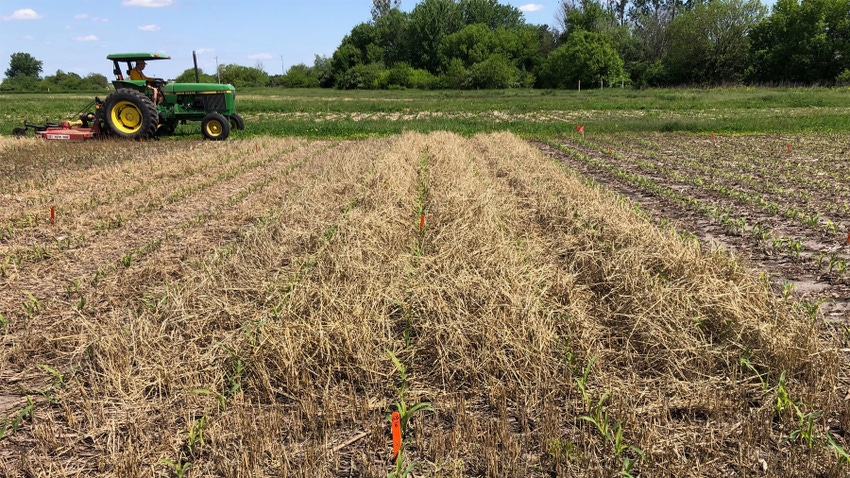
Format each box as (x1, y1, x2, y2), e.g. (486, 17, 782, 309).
(129, 60, 163, 104)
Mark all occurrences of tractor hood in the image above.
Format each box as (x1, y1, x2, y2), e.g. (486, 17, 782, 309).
(162, 83, 236, 94)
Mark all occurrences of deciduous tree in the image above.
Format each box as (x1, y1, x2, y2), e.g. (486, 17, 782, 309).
(5, 52, 43, 79)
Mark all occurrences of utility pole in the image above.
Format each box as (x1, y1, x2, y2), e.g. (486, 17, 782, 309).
(281, 55, 285, 75)
(215, 56, 220, 83)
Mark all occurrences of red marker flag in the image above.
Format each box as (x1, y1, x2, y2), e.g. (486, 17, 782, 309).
(391, 411, 402, 459)
(576, 125, 584, 133)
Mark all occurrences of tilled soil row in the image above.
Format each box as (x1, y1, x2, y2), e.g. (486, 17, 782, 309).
(610, 133, 850, 232)
(533, 138, 850, 324)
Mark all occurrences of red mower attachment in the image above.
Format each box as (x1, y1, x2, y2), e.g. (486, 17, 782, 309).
(38, 122, 98, 141)
(13, 99, 106, 141)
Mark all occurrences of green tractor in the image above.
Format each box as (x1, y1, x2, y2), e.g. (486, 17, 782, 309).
(103, 52, 244, 140)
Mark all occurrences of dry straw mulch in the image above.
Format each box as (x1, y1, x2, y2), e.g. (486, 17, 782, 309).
(0, 132, 846, 477)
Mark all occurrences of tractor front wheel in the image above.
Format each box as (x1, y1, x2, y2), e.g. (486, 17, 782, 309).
(229, 113, 245, 131)
(201, 112, 230, 141)
(103, 89, 158, 139)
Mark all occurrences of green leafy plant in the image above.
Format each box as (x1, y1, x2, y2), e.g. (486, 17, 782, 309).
(787, 407, 822, 449)
(580, 393, 645, 475)
(740, 356, 768, 390)
(826, 433, 850, 464)
(21, 291, 41, 316)
(773, 371, 794, 417)
(192, 388, 227, 412)
(159, 458, 191, 478)
(187, 416, 206, 459)
(1, 396, 34, 440)
(387, 350, 434, 478)
(37, 364, 65, 388)
(575, 355, 598, 409)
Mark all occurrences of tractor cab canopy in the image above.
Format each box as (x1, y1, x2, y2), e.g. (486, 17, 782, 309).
(107, 53, 170, 80)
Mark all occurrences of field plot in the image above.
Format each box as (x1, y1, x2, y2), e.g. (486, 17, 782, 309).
(0, 133, 847, 477)
(540, 133, 850, 321)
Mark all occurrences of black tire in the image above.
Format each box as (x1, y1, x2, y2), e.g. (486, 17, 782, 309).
(156, 121, 177, 137)
(229, 113, 245, 131)
(12, 127, 27, 137)
(103, 88, 158, 139)
(201, 112, 230, 141)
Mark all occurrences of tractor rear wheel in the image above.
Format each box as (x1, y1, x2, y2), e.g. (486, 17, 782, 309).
(103, 89, 158, 139)
(201, 112, 230, 141)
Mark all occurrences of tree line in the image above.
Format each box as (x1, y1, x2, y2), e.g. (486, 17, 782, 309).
(4, 0, 850, 91)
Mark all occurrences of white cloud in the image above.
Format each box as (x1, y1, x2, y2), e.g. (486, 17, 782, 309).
(138, 24, 161, 31)
(194, 48, 214, 55)
(74, 35, 99, 42)
(122, 0, 173, 7)
(21, 35, 34, 41)
(74, 13, 89, 20)
(92, 17, 108, 22)
(2, 9, 43, 20)
(248, 53, 273, 60)
(519, 4, 544, 12)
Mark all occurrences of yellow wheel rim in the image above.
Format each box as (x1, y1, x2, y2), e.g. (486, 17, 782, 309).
(205, 119, 223, 137)
(110, 100, 143, 134)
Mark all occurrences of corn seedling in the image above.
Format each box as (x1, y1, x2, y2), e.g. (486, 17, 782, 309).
(547, 439, 579, 462)
(387, 350, 433, 436)
(787, 238, 803, 258)
(224, 347, 245, 398)
(826, 433, 850, 465)
(797, 299, 826, 320)
(580, 393, 612, 439)
(139, 293, 167, 313)
(241, 319, 264, 347)
(740, 356, 768, 390)
(75, 296, 87, 312)
(0, 254, 10, 276)
(1, 396, 34, 440)
(774, 371, 795, 417)
(21, 292, 41, 316)
(387, 350, 434, 478)
(37, 364, 65, 388)
(91, 266, 106, 285)
(194, 387, 227, 411)
(159, 458, 191, 478)
(781, 282, 794, 301)
(575, 355, 598, 409)
(186, 416, 206, 459)
(0, 313, 7, 334)
(119, 254, 133, 268)
(787, 407, 822, 449)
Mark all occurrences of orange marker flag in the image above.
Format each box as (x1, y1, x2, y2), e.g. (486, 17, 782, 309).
(420, 215, 425, 231)
(846, 231, 850, 244)
(391, 411, 402, 459)
(50, 207, 55, 226)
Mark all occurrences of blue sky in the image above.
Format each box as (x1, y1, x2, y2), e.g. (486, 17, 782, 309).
(0, 0, 559, 80)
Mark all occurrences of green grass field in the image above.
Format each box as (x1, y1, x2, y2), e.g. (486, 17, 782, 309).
(3, 86, 850, 139)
